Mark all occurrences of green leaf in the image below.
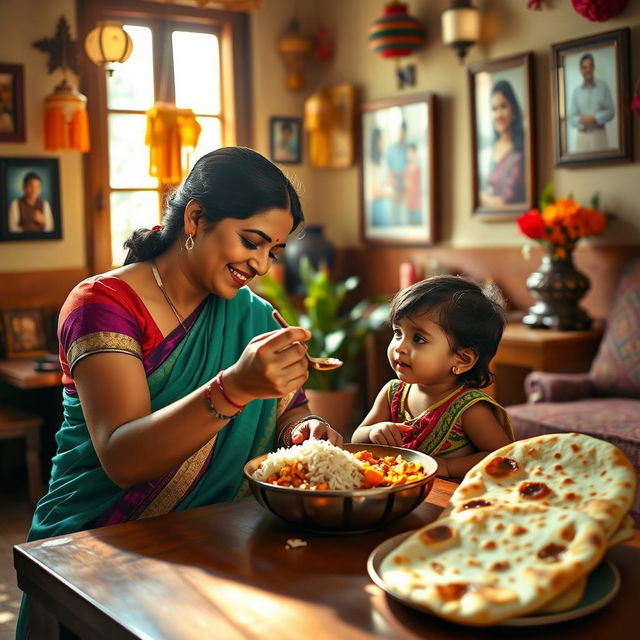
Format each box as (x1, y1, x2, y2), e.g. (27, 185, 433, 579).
(540, 182, 555, 210)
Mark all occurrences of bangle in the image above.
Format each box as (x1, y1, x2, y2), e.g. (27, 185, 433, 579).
(214, 371, 247, 410)
(277, 414, 330, 448)
(204, 382, 240, 420)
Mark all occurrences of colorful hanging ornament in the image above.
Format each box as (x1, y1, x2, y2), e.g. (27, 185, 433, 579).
(369, 1, 424, 88)
(277, 19, 312, 91)
(33, 16, 90, 152)
(44, 78, 89, 152)
(571, 0, 629, 22)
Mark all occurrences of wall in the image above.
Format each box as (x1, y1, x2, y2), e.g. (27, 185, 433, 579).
(251, 0, 640, 250)
(0, 0, 86, 273)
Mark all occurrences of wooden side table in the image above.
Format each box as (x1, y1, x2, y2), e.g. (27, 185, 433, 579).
(489, 323, 603, 405)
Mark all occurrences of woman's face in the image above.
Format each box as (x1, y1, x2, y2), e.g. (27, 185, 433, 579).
(491, 91, 514, 135)
(192, 207, 293, 299)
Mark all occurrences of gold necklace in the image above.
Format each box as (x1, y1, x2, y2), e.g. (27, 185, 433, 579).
(151, 260, 188, 334)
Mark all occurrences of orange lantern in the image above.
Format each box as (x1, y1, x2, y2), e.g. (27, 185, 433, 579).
(44, 78, 90, 152)
(277, 20, 312, 92)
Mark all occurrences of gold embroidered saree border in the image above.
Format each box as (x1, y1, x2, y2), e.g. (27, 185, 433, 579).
(67, 331, 142, 370)
(138, 436, 218, 519)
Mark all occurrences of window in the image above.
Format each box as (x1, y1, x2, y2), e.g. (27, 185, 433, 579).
(79, 0, 251, 272)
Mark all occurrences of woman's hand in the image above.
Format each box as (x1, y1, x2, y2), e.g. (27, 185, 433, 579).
(367, 421, 412, 447)
(291, 417, 343, 447)
(223, 327, 311, 404)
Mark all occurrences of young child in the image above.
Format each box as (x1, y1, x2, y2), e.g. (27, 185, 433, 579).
(351, 275, 514, 479)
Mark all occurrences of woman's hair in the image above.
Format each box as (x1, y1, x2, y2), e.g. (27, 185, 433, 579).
(389, 275, 506, 388)
(123, 146, 304, 265)
(491, 79, 524, 152)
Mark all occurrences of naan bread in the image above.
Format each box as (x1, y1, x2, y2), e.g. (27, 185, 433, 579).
(443, 433, 636, 539)
(380, 504, 606, 626)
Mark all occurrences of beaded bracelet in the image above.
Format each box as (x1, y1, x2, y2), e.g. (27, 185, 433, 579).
(204, 381, 240, 421)
(214, 371, 247, 410)
(278, 414, 331, 448)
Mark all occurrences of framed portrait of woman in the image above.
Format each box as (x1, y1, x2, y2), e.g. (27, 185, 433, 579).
(360, 93, 437, 245)
(552, 28, 632, 166)
(468, 52, 536, 221)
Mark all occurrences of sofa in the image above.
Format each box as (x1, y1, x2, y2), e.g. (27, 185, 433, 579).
(507, 257, 640, 525)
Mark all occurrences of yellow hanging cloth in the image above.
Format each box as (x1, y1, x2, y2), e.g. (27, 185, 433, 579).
(145, 102, 202, 185)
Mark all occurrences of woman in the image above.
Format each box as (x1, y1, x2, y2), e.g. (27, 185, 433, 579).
(481, 80, 525, 207)
(18, 147, 340, 636)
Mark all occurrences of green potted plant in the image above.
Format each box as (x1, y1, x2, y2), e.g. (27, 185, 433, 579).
(258, 257, 389, 434)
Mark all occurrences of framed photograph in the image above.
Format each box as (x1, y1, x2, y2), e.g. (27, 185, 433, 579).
(270, 117, 302, 164)
(0, 157, 62, 241)
(552, 28, 632, 166)
(1, 308, 49, 359)
(468, 52, 536, 221)
(360, 93, 437, 245)
(0, 64, 25, 143)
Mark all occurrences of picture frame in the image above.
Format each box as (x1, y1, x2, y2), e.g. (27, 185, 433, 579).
(552, 28, 632, 166)
(0, 63, 25, 143)
(468, 52, 536, 221)
(0, 157, 62, 241)
(1, 308, 49, 359)
(360, 93, 437, 245)
(269, 116, 302, 164)
(305, 83, 357, 168)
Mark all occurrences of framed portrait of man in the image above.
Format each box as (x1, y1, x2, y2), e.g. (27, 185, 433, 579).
(0, 157, 62, 241)
(468, 52, 536, 221)
(0, 63, 25, 143)
(552, 28, 632, 166)
(359, 93, 437, 245)
(269, 117, 302, 165)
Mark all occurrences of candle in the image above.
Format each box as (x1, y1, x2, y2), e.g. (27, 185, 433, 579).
(399, 262, 418, 289)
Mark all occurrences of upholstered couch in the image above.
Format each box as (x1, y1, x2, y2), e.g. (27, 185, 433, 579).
(507, 257, 640, 525)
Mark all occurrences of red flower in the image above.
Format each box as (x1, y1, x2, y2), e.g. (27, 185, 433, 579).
(571, 0, 629, 22)
(517, 209, 546, 240)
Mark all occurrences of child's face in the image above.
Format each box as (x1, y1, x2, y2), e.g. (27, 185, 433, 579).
(387, 312, 457, 387)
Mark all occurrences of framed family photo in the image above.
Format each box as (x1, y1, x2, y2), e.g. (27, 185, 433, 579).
(0, 157, 62, 241)
(0, 63, 25, 143)
(270, 116, 302, 164)
(360, 93, 437, 245)
(468, 52, 536, 221)
(552, 28, 632, 166)
(1, 308, 49, 359)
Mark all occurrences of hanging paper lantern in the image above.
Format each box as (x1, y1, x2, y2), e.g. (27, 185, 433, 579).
(369, 1, 424, 59)
(571, 0, 629, 22)
(84, 22, 133, 75)
(277, 20, 312, 91)
(44, 78, 90, 152)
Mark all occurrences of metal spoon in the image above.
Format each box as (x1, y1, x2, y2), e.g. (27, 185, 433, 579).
(272, 310, 343, 371)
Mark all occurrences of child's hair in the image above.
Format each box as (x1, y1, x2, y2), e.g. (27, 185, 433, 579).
(389, 274, 506, 388)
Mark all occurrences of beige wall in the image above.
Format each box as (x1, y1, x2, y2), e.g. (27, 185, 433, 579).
(252, 0, 640, 249)
(0, 0, 637, 276)
(0, 0, 86, 272)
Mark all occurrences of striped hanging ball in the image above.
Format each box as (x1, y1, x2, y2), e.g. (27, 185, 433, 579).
(369, 1, 425, 58)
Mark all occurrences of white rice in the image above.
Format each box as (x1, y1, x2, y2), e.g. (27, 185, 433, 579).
(253, 440, 364, 490)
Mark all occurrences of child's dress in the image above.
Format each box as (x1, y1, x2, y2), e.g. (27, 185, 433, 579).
(387, 381, 514, 456)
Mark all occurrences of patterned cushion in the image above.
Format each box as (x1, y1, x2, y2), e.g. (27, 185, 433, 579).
(590, 258, 640, 398)
(508, 398, 640, 526)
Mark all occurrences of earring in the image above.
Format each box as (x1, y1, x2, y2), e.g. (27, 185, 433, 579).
(452, 366, 459, 375)
(185, 233, 194, 251)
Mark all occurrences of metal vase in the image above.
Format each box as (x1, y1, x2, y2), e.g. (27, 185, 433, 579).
(522, 251, 592, 331)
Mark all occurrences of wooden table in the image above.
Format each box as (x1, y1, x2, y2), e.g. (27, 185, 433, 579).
(14, 479, 640, 640)
(0, 358, 62, 390)
(490, 324, 603, 405)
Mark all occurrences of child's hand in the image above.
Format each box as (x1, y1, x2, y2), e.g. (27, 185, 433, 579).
(368, 422, 412, 447)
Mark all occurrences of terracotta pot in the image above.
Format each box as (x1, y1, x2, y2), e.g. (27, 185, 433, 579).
(522, 251, 591, 331)
(305, 384, 360, 438)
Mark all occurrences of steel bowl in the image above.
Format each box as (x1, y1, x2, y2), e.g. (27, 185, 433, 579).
(243, 443, 438, 534)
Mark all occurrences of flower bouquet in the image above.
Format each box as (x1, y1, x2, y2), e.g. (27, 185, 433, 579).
(516, 183, 607, 260)
(517, 184, 607, 331)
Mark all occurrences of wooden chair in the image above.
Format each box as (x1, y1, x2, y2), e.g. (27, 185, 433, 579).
(0, 404, 45, 506)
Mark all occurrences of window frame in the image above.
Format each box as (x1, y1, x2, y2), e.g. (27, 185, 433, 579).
(77, 0, 252, 273)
